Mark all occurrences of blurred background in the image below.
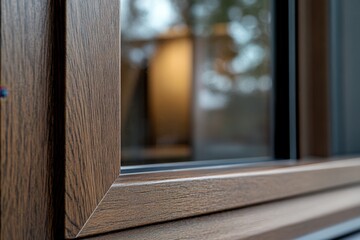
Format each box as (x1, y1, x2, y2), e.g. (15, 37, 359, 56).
(121, 0, 272, 165)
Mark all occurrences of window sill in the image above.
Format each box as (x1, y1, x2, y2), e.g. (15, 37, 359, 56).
(85, 184, 360, 239)
(75, 158, 360, 238)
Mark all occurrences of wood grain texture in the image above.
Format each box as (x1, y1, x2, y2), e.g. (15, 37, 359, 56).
(65, 0, 120, 238)
(1, 0, 59, 239)
(77, 159, 360, 237)
(298, 0, 331, 157)
(85, 184, 360, 240)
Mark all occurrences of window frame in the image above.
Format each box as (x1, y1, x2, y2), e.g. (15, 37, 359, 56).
(72, 159, 360, 238)
(73, 184, 360, 240)
(64, 0, 360, 239)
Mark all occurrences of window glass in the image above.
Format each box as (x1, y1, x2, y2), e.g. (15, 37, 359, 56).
(330, 0, 360, 155)
(121, 0, 272, 166)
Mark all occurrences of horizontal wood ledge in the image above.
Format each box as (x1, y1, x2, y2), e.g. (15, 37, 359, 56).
(77, 158, 360, 238)
(87, 184, 360, 240)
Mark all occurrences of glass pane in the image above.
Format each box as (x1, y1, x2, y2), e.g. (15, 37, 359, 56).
(330, 0, 360, 155)
(121, 0, 272, 166)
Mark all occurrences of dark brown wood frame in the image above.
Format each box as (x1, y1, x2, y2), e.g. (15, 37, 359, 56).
(1, 0, 65, 238)
(65, 0, 121, 237)
(64, 0, 360, 239)
(82, 184, 360, 240)
(74, 159, 360, 238)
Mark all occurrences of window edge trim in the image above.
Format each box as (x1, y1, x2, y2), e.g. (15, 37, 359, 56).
(75, 158, 360, 238)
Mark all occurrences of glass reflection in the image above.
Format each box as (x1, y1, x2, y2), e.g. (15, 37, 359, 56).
(121, 0, 271, 165)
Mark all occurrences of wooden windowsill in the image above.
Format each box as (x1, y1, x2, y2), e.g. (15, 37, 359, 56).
(75, 158, 360, 238)
(85, 184, 360, 240)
